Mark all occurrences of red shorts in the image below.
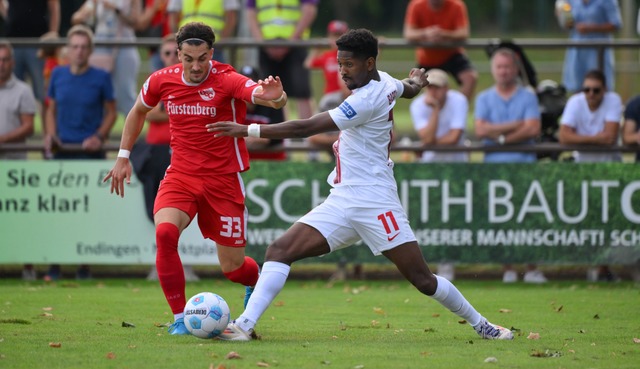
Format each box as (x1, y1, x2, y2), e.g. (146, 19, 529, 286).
(154, 168, 247, 247)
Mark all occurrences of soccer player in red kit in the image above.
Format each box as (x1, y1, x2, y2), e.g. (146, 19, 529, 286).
(103, 22, 288, 335)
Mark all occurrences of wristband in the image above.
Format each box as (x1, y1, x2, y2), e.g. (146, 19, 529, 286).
(117, 149, 131, 159)
(272, 93, 285, 103)
(247, 123, 261, 138)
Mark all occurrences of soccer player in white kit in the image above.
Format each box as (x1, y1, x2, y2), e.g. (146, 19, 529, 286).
(208, 28, 514, 341)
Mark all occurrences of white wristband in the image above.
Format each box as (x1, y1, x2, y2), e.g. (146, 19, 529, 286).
(247, 123, 261, 138)
(117, 149, 131, 159)
(272, 93, 285, 103)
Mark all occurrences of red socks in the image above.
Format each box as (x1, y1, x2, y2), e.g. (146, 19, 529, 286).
(155, 223, 185, 314)
(223, 256, 260, 287)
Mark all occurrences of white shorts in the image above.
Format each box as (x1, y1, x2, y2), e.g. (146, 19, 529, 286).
(297, 185, 417, 256)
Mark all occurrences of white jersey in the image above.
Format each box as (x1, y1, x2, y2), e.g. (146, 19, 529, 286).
(327, 71, 404, 189)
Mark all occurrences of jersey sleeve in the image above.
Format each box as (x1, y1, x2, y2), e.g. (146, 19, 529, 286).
(328, 94, 373, 131)
(140, 74, 161, 109)
(226, 72, 260, 104)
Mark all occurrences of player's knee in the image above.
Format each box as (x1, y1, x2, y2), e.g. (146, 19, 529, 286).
(264, 240, 297, 265)
(412, 273, 438, 296)
(156, 222, 180, 253)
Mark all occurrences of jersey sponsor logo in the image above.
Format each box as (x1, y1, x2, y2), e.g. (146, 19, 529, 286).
(166, 101, 216, 117)
(245, 79, 257, 87)
(198, 88, 215, 101)
(338, 101, 357, 119)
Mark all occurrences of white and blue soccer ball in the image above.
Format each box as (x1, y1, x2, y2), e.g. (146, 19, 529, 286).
(183, 292, 231, 339)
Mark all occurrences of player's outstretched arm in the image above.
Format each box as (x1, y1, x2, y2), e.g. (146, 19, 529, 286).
(102, 98, 150, 198)
(401, 67, 429, 99)
(253, 75, 288, 109)
(207, 111, 339, 139)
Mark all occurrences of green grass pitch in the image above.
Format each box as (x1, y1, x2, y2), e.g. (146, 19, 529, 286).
(1, 279, 639, 369)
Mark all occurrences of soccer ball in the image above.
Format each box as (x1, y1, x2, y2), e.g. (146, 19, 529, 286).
(183, 292, 231, 339)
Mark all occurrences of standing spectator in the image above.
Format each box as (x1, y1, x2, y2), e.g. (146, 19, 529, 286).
(474, 47, 545, 284)
(0, 0, 60, 105)
(304, 19, 350, 157)
(622, 94, 640, 162)
(72, 0, 144, 116)
(304, 20, 350, 113)
(59, 0, 85, 37)
(167, 0, 239, 62)
(0, 41, 36, 160)
(138, 0, 172, 72)
(559, 69, 621, 162)
(210, 28, 513, 342)
(45, 24, 117, 280)
(246, 0, 318, 121)
(403, 0, 477, 101)
(409, 68, 468, 163)
(240, 65, 287, 161)
(560, 0, 621, 94)
(0, 41, 37, 281)
(102, 22, 288, 335)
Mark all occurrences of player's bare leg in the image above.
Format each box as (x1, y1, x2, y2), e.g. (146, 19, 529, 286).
(218, 223, 330, 341)
(383, 242, 513, 340)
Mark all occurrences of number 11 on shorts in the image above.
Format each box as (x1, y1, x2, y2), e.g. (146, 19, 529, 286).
(377, 211, 400, 241)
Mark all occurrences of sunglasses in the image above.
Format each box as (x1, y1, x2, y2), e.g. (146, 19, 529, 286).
(582, 87, 602, 94)
(163, 50, 178, 56)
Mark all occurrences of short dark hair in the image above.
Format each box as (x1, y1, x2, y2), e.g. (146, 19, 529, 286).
(335, 28, 378, 60)
(176, 22, 215, 49)
(584, 69, 606, 88)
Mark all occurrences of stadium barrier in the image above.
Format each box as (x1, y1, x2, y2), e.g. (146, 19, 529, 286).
(1, 160, 639, 267)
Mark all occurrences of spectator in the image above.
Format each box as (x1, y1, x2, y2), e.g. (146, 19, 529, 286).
(622, 94, 640, 162)
(559, 0, 621, 94)
(0, 0, 60, 105)
(167, 0, 239, 62)
(0, 41, 36, 159)
(246, 0, 318, 121)
(403, 0, 477, 101)
(138, 0, 172, 72)
(558, 69, 621, 162)
(304, 20, 349, 156)
(44, 24, 117, 280)
(474, 47, 545, 284)
(72, 0, 144, 116)
(240, 65, 287, 161)
(410, 68, 468, 163)
(409, 68, 467, 281)
(0, 41, 37, 281)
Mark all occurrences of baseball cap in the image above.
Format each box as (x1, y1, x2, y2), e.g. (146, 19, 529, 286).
(426, 69, 449, 87)
(327, 20, 348, 35)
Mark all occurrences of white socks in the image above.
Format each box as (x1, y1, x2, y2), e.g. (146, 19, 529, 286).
(431, 275, 482, 327)
(174, 313, 184, 321)
(236, 261, 290, 332)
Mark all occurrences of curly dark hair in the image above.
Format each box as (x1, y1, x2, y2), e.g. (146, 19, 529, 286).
(335, 28, 378, 60)
(176, 22, 215, 49)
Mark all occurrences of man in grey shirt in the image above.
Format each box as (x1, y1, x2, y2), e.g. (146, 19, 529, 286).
(0, 40, 36, 160)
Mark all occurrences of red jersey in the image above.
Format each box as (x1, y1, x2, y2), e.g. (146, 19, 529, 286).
(308, 49, 340, 94)
(140, 61, 259, 175)
(404, 0, 469, 66)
